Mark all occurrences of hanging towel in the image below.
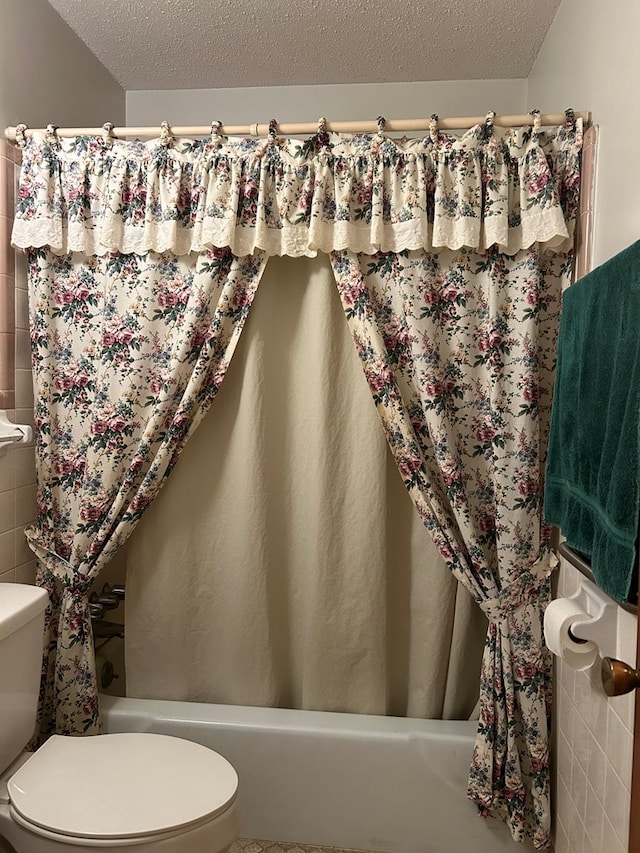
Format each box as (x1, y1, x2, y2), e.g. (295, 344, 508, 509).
(544, 240, 640, 603)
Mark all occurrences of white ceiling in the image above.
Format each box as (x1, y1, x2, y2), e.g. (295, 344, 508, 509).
(45, 0, 561, 91)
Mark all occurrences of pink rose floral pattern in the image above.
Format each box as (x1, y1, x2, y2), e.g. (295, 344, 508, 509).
(330, 245, 575, 849)
(11, 114, 582, 851)
(25, 246, 267, 738)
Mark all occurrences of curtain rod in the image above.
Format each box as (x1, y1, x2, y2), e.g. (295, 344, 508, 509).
(4, 111, 591, 143)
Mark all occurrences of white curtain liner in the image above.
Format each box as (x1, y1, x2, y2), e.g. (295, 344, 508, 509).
(11, 122, 582, 258)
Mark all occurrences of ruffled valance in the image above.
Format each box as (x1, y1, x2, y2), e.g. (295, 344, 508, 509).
(12, 119, 582, 258)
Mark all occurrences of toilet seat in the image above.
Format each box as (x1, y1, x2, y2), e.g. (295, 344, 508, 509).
(7, 733, 238, 842)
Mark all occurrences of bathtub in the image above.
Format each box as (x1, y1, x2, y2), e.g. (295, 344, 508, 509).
(100, 695, 530, 853)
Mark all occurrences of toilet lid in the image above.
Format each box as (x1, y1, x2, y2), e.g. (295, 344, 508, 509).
(8, 733, 238, 840)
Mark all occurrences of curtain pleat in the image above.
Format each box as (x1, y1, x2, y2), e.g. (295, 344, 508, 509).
(123, 255, 486, 718)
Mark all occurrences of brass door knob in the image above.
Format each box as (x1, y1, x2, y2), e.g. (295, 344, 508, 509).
(601, 657, 640, 696)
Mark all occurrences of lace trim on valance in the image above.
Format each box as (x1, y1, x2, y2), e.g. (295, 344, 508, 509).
(12, 121, 583, 258)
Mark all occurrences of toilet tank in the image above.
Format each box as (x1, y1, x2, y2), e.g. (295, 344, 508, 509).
(0, 584, 49, 774)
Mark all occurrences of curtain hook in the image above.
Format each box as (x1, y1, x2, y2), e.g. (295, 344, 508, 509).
(45, 124, 60, 147)
(429, 113, 439, 143)
(210, 120, 224, 147)
(316, 116, 330, 147)
(564, 107, 576, 128)
(160, 120, 173, 147)
(529, 109, 542, 135)
(14, 123, 28, 148)
(102, 122, 115, 148)
(376, 115, 386, 139)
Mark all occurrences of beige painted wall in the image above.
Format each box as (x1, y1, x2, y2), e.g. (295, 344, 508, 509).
(0, 0, 125, 131)
(126, 79, 527, 126)
(528, 0, 640, 268)
(0, 0, 123, 583)
(529, 3, 640, 851)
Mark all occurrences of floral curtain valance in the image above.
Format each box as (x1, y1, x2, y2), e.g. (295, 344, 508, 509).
(12, 118, 582, 259)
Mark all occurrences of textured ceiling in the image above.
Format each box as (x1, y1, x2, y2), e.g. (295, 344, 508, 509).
(45, 0, 561, 91)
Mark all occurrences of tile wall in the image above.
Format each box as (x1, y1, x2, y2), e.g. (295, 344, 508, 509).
(0, 139, 37, 586)
(552, 558, 637, 853)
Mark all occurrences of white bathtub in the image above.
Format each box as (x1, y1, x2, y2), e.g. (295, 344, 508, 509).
(100, 695, 530, 853)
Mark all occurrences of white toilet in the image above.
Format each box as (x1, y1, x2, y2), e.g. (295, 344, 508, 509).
(0, 583, 240, 853)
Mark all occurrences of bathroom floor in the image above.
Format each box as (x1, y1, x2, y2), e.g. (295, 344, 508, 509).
(230, 838, 380, 853)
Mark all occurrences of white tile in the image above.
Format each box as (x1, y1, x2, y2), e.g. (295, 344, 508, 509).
(558, 684, 574, 747)
(603, 762, 631, 846)
(557, 731, 572, 788)
(606, 706, 633, 790)
(15, 329, 31, 370)
(0, 567, 15, 583)
(587, 740, 607, 804)
(556, 774, 572, 831)
(611, 690, 635, 736)
(616, 607, 637, 664)
(553, 819, 570, 853)
(15, 287, 28, 330)
(14, 368, 33, 409)
(573, 670, 593, 724)
(15, 445, 35, 488)
(572, 707, 590, 771)
(582, 831, 597, 853)
(15, 483, 36, 527)
(0, 489, 15, 533)
(15, 559, 36, 585)
(14, 526, 32, 567)
(566, 800, 584, 853)
(0, 444, 15, 492)
(562, 561, 580, 597)
(601, 813, 628, 853)
(584, 781, 603, 851)
(590, 686, 609, 753)
(0, 529, 14, 573)
(14, 408, 34, 430)
(14, 248, 27, 290)
(570, 761, 588, 820)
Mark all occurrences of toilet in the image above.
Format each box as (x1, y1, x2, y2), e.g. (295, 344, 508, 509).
(0, 583, 240, 853)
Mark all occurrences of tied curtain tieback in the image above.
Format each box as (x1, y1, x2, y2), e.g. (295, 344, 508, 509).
(12, 115, 583, 851)
(480, 551, 559, 628)
(25, 528, 93, 594)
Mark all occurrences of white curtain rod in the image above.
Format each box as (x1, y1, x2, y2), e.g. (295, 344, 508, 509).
(4, 111, 591, 143)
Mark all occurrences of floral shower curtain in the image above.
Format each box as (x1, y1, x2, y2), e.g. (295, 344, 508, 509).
(12, 113, 582, 849)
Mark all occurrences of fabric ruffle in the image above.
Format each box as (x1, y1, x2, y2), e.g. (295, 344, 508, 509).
(12, 121, 582, 258)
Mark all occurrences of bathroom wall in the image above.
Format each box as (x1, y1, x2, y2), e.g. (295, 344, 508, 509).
(0, 0, 125, 131)
(125, 78, 527, 127)
(0, 142, 37, 586)
(0, 0, 126, 588)
(529, 2, 640, 850)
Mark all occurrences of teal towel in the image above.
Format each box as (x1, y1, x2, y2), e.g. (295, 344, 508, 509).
(544, 240, 640, 602)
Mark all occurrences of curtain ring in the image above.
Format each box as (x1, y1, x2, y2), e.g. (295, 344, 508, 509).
(210, 120, 223, 147)
(316, 116, 330, 148)
(429, 113, 439, 144)
(564, 107, 576, 128)
(528, 109, 542, 135)
(160, 120, 173, 147)
(376, 115, 386, 139)
(484, 110, 496, 133)
(102, 122, 115, 148)
(14, 123, 28, 148)
(45, 124, 60, 147)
